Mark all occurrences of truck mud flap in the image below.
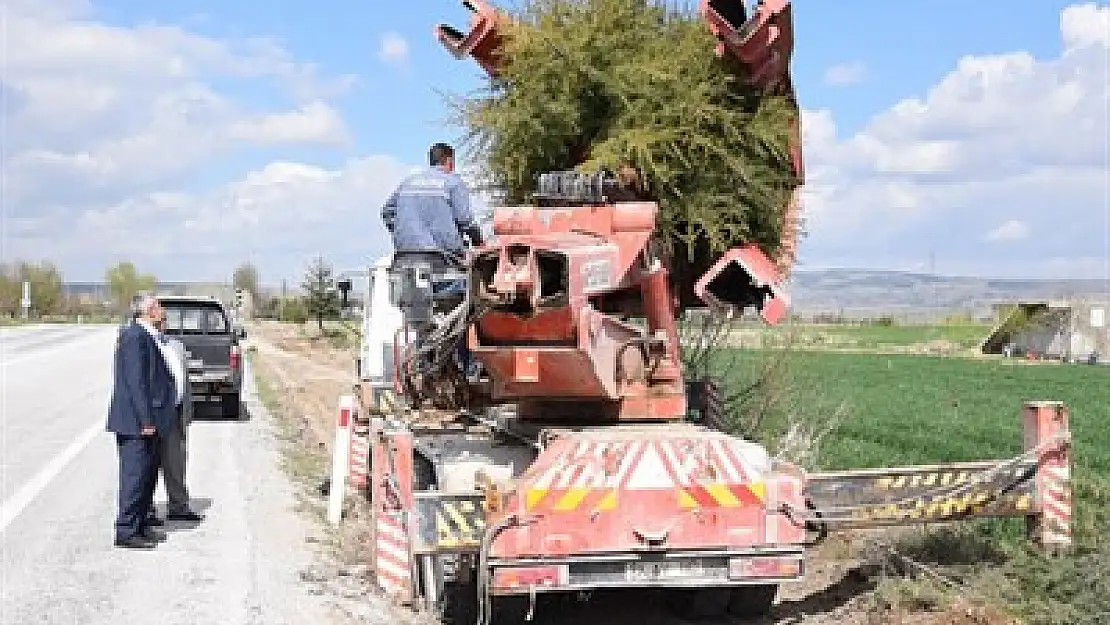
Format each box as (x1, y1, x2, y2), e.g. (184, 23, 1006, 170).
(413, 492, 488, 554)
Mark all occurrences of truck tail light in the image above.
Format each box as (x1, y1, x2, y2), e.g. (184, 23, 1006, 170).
(491, 565, 569, 590)
(230, 345, 241, 370)
(728, 555, 803, 580)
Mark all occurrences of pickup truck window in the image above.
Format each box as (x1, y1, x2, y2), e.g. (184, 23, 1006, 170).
(163, 302, 231, 335)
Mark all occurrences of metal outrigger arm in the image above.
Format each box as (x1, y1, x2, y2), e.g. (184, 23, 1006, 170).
(799, 401, 1073, 550)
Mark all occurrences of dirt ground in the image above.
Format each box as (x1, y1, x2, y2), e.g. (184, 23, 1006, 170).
(246, 320, 1019, 625)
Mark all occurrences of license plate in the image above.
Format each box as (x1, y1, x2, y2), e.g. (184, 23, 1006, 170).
(188, 359, 204, 369)
(625, 560, 706, 582)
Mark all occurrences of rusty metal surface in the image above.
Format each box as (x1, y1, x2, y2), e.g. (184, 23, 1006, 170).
(804, 460, 1038, 528)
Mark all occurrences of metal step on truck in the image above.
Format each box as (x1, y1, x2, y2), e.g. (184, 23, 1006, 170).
(323, 2, 1076, 624)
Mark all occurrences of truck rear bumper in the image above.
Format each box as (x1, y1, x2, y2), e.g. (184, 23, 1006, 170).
(487, 548, 805, 595)
(188, 371, 240, 398)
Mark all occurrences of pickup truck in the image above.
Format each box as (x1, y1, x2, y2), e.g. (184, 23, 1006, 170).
(158, 295, 244, 418)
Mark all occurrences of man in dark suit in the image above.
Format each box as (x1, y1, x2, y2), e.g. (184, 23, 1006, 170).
(106, 295, 179, 549)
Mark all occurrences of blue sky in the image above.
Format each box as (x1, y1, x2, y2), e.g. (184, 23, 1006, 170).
(3, 1, 1107, 284)
(90, 0, 1080, 171)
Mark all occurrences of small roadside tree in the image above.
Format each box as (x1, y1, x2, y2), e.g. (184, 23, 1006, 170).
(232, 262, 260, 300)
(0, 265, 16, 316)
(105, 261, 157, 315)
(301, 255, 340, 333)
(24, 261, 64, 316)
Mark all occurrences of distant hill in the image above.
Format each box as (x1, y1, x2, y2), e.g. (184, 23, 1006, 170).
(786, 269, 1108, 320)
(62, 271, 1108, 323)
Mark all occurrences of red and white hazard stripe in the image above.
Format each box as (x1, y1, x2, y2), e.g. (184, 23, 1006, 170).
(369, 422, 414, 602)
(348, 424, 370, 489)
(374, 509, 412, 599)
(1040, 463, 1072, 544)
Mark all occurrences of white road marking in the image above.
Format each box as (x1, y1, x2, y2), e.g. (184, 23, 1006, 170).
(0, 419, 104, 533)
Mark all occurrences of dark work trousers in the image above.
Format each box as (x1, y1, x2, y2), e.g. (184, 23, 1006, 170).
(157, 405, 190, 515)
(114, 434, 156, 541)
(141, 433, 163, 526)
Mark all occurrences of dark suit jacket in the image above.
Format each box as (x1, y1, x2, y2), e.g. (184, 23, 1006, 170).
(106, 322, 178, 436)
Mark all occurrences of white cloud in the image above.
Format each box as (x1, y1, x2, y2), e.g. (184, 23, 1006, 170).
(797, 2, 1110, 278)
(985, 220, 1032, 243)
(822, 61, 868, 86)
(20, 156, 415, 282)
(0, 0, 355, 218)
(227, 101, 349, 146)
(378, 32, 410, 66)
(5, 1, 1108, 286)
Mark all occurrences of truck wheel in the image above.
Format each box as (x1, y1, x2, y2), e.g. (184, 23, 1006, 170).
(728, 584, 778, 617)
(694, 588, 732, 617)
(222, 392, 241, 419)
(664, 588, 729, 618)
(491, 595, 531, 624)
(440, 581, 478, 625)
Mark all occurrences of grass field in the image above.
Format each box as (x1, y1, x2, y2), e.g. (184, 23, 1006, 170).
(724, 350, 1103, 470)
(715, 347, 1108, 623)
(747, 322, 995, 351)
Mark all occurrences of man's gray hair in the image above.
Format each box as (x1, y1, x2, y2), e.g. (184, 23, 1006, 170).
(132, 293, 160, 318)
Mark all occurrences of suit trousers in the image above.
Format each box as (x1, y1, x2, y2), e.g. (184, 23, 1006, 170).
(157, 405, 190, 514)
(114, 434, 155, 541)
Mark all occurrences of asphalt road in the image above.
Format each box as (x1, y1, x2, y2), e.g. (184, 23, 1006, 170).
(0, 324, 341, 625)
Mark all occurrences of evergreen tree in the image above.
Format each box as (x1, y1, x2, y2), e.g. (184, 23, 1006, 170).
(448, 0, 800, 292)
(301, 256, 340, 333)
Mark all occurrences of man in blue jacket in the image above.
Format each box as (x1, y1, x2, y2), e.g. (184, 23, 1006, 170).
(106, 294, 179, 549)
(382, 143, 486, 378)
(381, 142, 484, 266)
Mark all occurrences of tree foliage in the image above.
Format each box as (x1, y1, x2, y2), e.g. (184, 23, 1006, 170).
(232, 262, 260, 298)
(105, 261, 157, 314)
(448, 0, 799, 266)
(301, 256, 340, 332)
(0, 261, 64, 317)
(0, 266, 19, 315)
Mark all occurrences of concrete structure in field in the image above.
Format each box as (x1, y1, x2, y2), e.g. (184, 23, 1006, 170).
(980, 298, 1109, 362)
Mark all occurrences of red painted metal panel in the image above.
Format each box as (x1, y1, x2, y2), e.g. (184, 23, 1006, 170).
(370, 421, 415, 603)
(488, 430, 808, 560)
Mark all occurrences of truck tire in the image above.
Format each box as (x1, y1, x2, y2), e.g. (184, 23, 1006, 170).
(491, 595, 531, 624)
(728, 584, 778, 617)
(222, 392, 241, 419)
(440, 581, 478, 625)
(666, 588, 730, 618)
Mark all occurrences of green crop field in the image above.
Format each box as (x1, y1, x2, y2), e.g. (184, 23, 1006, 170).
(750, 322, 995, 351)
(714, 347, 1108, 623)
(722, 350, 1103, 470)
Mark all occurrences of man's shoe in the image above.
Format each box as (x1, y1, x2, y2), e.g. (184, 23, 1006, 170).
(141, 528, 167, 542)
(166, 510, 204, 522)
(114, 536, 157, 549)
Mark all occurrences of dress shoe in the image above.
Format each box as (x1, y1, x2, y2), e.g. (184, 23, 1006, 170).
(166, 510, 204, 522)
(114, 536, 157, 549)
(141, 528, 167, 542)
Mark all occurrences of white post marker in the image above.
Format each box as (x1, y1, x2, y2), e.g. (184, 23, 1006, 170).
(327, 394, 356, 526)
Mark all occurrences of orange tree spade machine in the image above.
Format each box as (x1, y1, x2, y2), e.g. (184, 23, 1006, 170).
(333, 2, 1075, 623)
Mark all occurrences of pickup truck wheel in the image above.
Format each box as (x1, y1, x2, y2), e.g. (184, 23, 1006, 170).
(222, 392, 241, 419)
